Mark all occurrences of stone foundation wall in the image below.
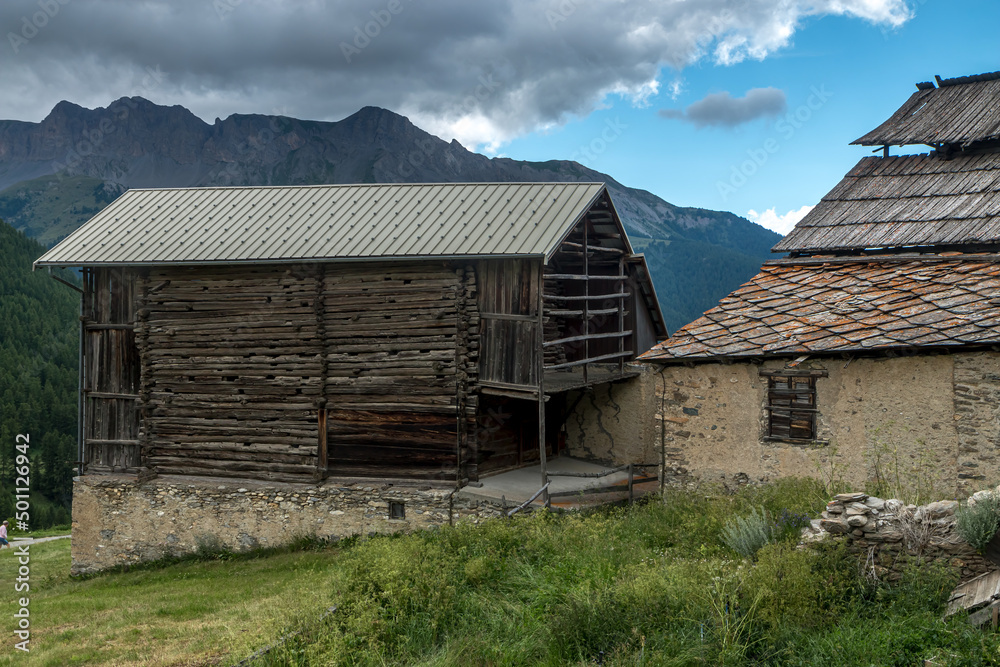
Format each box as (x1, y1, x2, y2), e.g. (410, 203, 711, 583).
(72, 474, 508, 574)
(817, 492, 994, 582)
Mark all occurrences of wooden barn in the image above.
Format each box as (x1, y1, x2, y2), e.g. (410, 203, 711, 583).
(36, 182, 665, 492)
(640, 71, 1000, 497)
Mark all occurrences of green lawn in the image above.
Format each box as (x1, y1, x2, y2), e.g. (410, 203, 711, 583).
(0, 479, 997, 666)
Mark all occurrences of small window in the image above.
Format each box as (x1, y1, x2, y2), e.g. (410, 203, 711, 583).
(389, 501, 405, 520)
(765, 374, 818, 440)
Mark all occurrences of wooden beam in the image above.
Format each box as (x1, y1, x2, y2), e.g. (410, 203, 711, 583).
(547, 308, 621, 317)
(84, 323, 136, 331)
(543, 273, 627, 281)
(544, 350, 633, 371)
(543, 330, 633, 348)
(84, 391, 140, 400)
(559, 241, 625, 254)
(543, 292, 630, 302)
(85, 438, 141, 446)
(479, 312, 537, 322)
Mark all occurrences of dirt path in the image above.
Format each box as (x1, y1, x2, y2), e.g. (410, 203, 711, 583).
(7, 534, 70, 545)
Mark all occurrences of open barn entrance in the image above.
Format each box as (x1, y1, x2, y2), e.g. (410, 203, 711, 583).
(475, 394, 566, 477)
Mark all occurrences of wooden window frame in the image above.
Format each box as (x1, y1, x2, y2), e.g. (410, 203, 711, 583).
(760, 370, 826, 442)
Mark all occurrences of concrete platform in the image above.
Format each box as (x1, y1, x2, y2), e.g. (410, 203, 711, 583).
(458, 457, 659, 510)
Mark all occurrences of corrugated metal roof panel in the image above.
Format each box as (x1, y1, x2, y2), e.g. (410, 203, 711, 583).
(774, 153, 1000, 253)
(35, 182, 610, 267)
(854, 73, 1000, 147)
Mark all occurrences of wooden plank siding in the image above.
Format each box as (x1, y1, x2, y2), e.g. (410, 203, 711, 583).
(82, 267, 142, 473)
(477, 259, 541, 387)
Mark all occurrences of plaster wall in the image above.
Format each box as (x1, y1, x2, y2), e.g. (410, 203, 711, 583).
(563, 364, 658, 465)
(654, 354, 963, 495)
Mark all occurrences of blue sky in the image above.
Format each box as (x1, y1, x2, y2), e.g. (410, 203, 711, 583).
(499, 1, 1000, 233)
(1, 0, 997, 235)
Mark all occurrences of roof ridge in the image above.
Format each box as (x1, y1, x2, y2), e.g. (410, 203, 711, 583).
(933, 71, 1000, 88)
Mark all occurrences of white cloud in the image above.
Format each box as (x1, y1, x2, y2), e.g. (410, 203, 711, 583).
(0, 0, 912, 151)
(747, 205, 815, 235)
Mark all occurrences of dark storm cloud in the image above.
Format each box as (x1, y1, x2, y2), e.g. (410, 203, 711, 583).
(0, 0, 910, 149)
(659, 87, 787, 128)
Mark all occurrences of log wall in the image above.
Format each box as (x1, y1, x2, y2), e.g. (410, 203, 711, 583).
(139, 266, 324, 483)
(128, 261, 478, 483)
(322, 262, 478, 480)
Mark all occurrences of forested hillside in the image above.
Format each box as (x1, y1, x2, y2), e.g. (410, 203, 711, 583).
(0, 219, 76, 527)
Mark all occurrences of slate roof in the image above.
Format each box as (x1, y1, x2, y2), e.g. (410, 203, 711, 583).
(639, 256, 1000, 362)
(773, 152, 1000, 254)
(34, 182, 622, 267)
(854, 72, 1000, 148)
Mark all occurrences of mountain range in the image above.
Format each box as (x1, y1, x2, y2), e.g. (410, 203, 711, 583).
(0, 97, 781, 332)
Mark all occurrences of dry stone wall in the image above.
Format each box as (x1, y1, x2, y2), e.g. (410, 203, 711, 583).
(817, 492, 994, 581)
(72, 474, 507, 574)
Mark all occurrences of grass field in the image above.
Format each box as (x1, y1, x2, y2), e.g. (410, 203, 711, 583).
(0, 479, 997, 666)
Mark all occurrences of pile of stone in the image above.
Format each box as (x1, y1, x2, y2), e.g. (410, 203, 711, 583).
(815, 492, 993, 581)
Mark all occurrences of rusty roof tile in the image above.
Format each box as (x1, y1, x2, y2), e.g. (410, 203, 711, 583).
(639, 258, 1000, 362)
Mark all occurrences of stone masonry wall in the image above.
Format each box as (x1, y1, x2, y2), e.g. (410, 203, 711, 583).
(563, 364, 658, 466)
(653, 354, 965, 495)
(953, 353, 1000, 496)
(817, 492, 994, 582)
(72, 474, 507, 574)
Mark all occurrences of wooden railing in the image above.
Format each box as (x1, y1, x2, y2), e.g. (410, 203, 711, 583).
(506, 463, 659, 517)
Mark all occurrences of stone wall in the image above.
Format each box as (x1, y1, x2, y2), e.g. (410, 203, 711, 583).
(72, 474, 507, 574)
(817, 492, 994, 582)
(650, 353, 998, 495)
(563, 364, 658, 466)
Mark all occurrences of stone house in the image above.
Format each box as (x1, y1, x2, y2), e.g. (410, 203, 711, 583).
(35, 181, 666, 572)
(639, 71, 1000, 498)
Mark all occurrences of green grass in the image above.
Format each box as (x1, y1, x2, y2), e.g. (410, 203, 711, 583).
(0, 478, 997, 666)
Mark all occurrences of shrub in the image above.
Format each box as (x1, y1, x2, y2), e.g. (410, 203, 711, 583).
(721, 507, 775, 558)
(955, 492, 1000, 551)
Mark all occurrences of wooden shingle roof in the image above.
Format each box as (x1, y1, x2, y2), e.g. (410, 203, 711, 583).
(773, 152, 1000, 254)
(853, 72, 1000, 148)
(639, 256, 1000, 362)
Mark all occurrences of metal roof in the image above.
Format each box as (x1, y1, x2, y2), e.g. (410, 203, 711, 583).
(773, 152, 1000, 254)
(640, 255, 1000, 362)
(853, 72, 1000, 148)
(35, 182, 617, 267)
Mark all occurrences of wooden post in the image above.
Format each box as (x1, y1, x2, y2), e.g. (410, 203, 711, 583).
(317, 408, 328, 473)
(537, 259, 548, 507)
(582, 221, 589, 385)
(628, 463, 634, 505)
(77, 277, 86, 476)
(618, 256, 625, 375)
